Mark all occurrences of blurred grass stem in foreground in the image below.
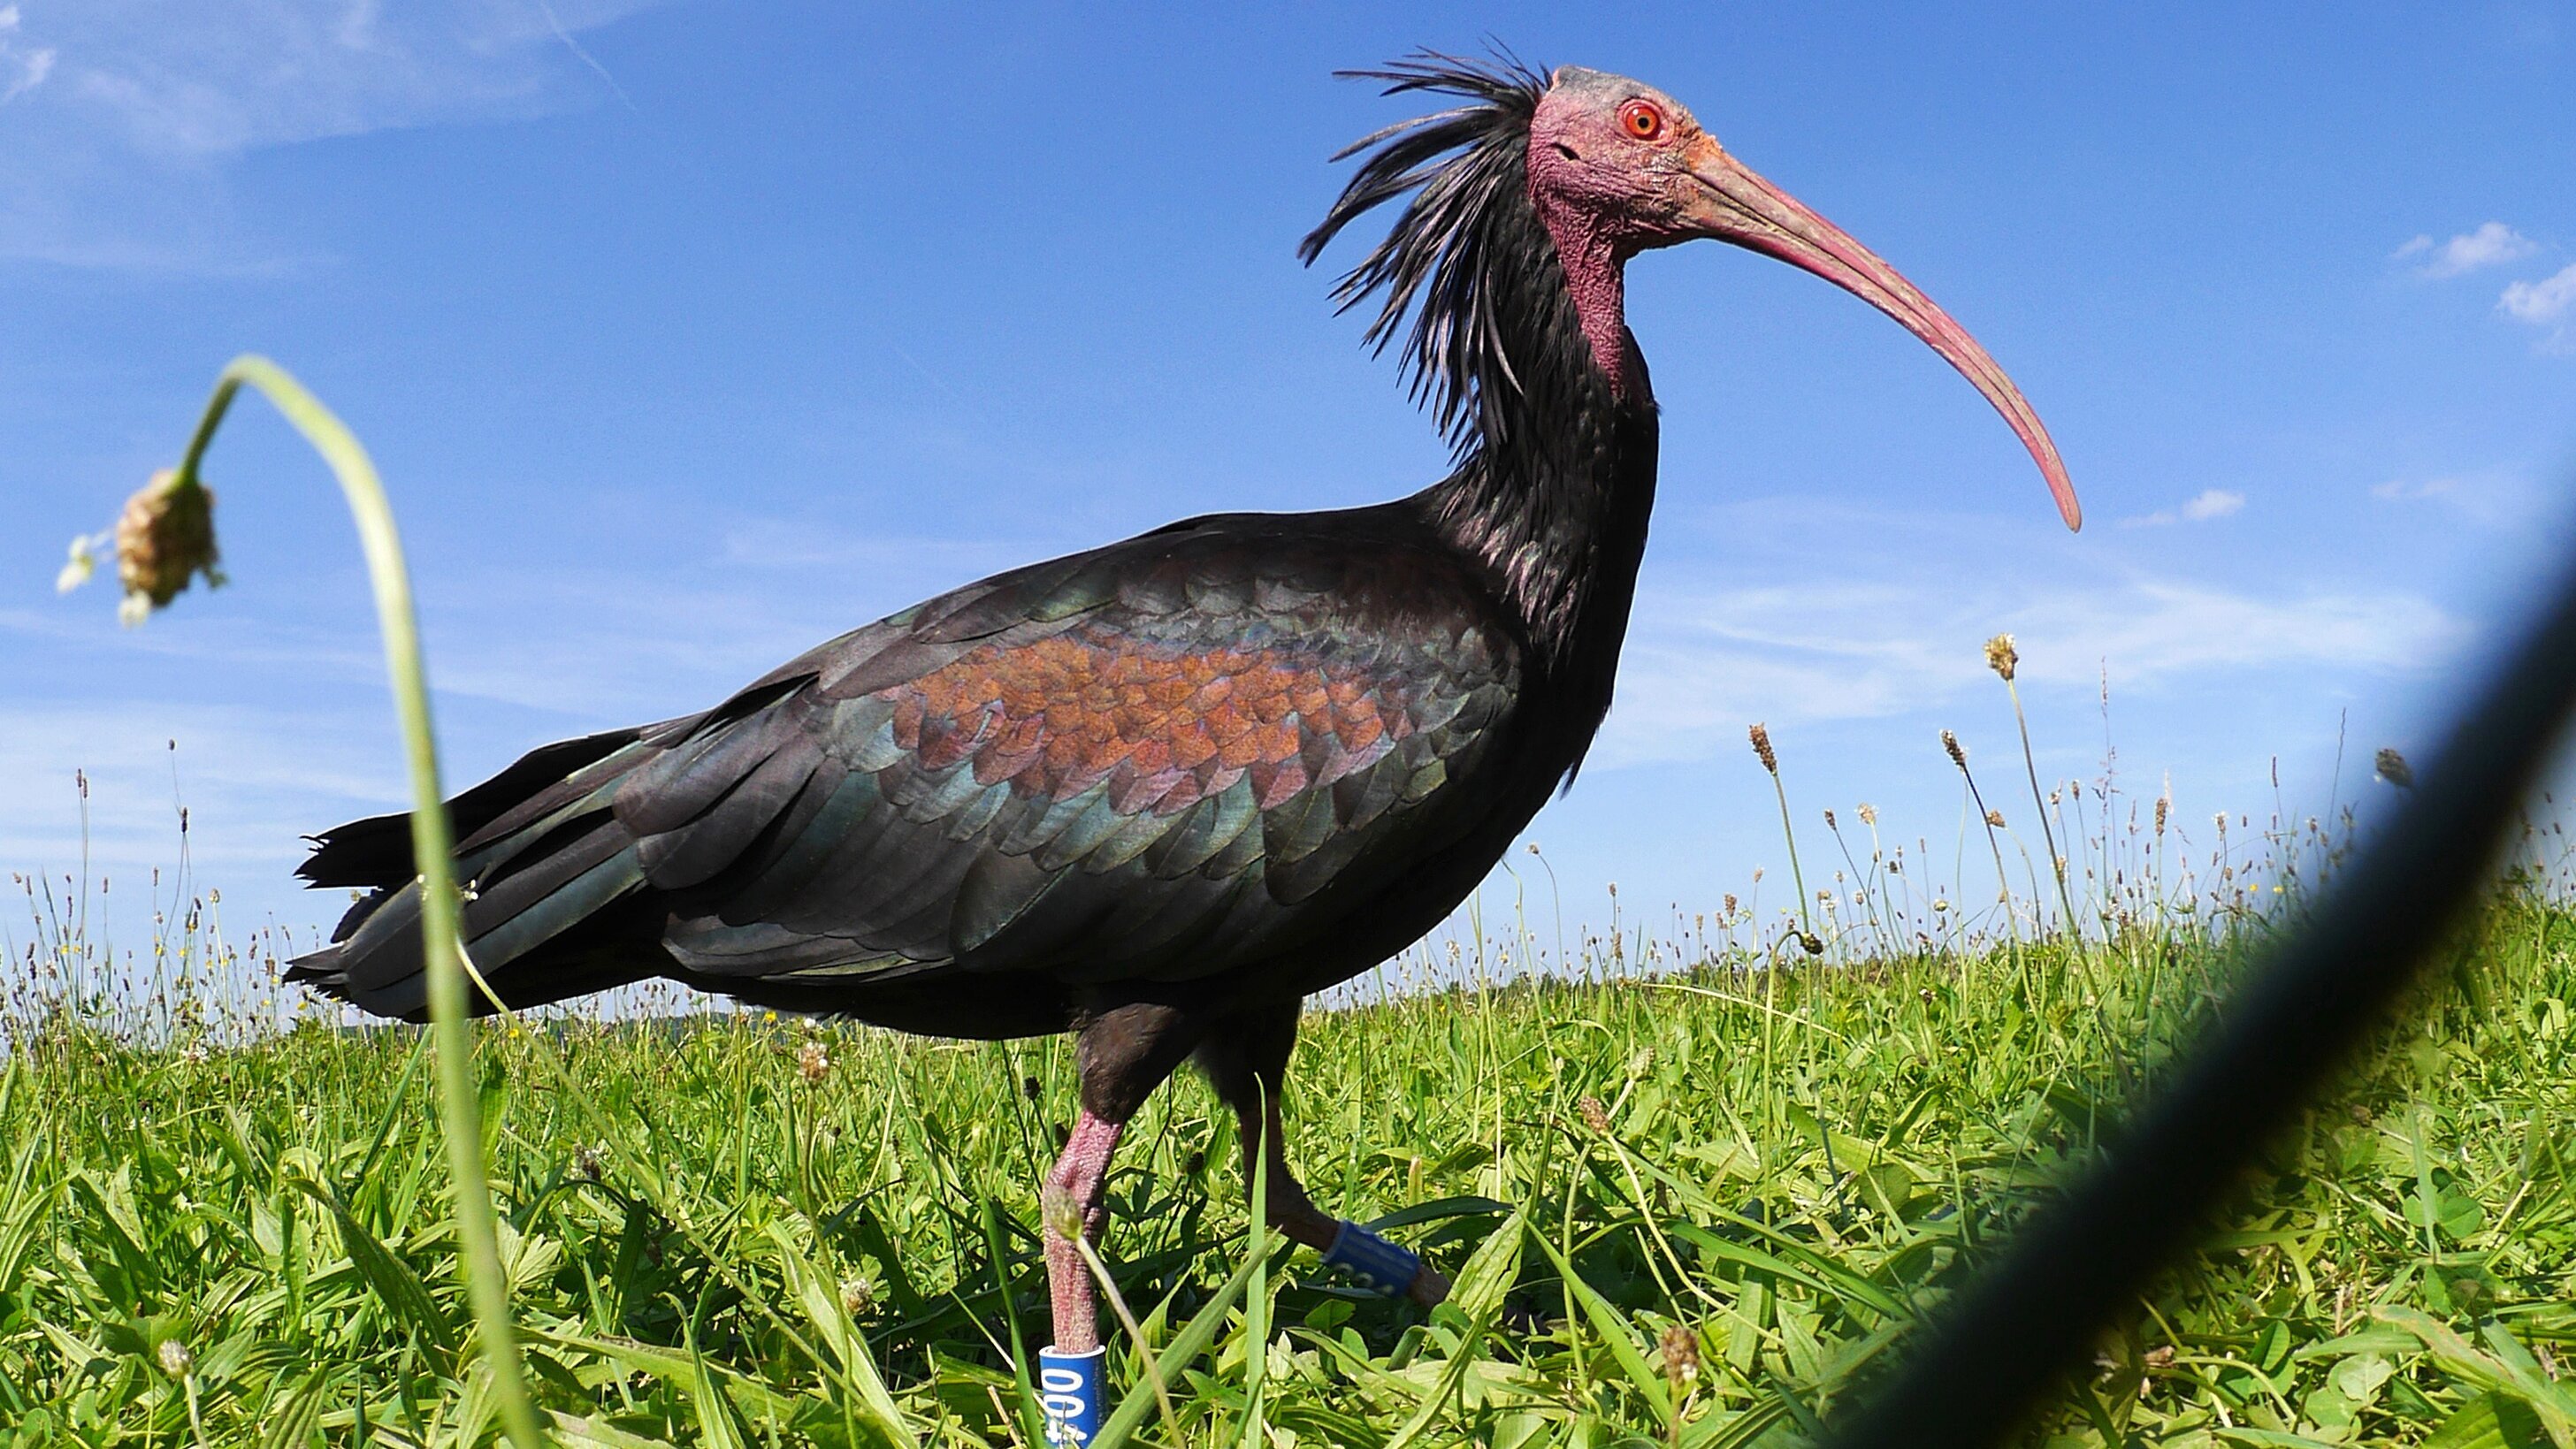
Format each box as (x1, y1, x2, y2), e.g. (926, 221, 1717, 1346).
(57, 355, 547, 1449)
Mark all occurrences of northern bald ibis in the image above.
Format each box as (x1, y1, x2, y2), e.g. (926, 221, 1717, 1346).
(288, 53, 2080, 1362)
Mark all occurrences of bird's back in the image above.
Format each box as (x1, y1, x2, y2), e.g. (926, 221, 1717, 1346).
(289, 502, 1546, 1032)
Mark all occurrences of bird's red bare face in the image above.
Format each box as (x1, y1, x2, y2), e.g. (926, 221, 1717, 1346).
(1527, 65, 2083, 530)
(1527, 70, 1715, 251)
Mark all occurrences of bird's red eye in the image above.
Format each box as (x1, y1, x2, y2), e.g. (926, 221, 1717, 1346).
(1619, 101, 1665, 141)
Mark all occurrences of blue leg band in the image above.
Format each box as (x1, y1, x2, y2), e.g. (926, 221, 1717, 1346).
(1036, 1344, 1105, 1445)
(1321, 1219, 1422, 1298)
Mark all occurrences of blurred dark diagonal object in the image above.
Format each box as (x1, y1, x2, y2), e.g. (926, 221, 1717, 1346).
(1823, 515, 2576, 1449)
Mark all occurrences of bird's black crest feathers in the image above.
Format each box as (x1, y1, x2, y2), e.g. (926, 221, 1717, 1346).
(1299, 50, 1557, 461)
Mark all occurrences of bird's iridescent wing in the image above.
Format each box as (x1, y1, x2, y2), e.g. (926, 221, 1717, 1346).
(629, 516, 1519, 987)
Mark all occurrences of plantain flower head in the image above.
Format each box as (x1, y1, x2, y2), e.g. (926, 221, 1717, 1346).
(1578, 1095, 1612, 1133)
(112, 469, 225, 624)
(1661, 1323, 1702, 1391)
(1984, 632, 2019, 682)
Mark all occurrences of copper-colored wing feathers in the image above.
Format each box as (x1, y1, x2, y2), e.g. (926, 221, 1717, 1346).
(649, 526, 1514, 985)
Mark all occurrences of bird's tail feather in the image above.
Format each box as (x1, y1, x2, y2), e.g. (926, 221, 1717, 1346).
(287, 723, 684, 1020)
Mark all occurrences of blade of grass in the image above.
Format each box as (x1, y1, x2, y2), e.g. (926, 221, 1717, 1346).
(765, 1221, 921, 1449)
(979, 1191, 1049, 1448)
(257, 1370, 331, 1449)
(1089, 1247, 1262, 1449)
(1074, 1230, 1182, 1444)
(1530, 1224, 1675, 1430)
(288, 1176, 457, 1356)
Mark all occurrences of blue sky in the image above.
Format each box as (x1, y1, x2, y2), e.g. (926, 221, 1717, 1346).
(4, 3, 2572, 972)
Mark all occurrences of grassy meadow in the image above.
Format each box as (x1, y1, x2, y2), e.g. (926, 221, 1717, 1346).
(5, 789, 2576, 1449)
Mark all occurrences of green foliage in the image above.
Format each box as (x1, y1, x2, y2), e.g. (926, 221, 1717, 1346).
(0, 892, 2570, 1446)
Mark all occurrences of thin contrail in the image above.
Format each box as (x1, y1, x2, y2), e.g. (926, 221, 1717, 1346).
(534, 0, 638, 113)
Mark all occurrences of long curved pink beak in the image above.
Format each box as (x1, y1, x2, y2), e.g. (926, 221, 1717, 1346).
(1679, 137, 2083, 531)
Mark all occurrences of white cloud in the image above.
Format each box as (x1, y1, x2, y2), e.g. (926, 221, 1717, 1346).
(2121, 487, 2244, 528)
(0, 4, 56, 104)
(73, 1, 665, 156)
(1593, 571, 2465, 768)
(0, 0, 675, 267)
(2371, 477, 2459, 501)
(0, 699, 402, 936)
(2500, 261, 2576, 351)
(2362, 467, 2542, 524)
(2502, 263, 2576, 322)
(2396, 222, 2540, 278)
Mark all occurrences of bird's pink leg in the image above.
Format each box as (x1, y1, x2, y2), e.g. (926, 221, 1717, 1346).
(1041, 1110, 1126, 1353)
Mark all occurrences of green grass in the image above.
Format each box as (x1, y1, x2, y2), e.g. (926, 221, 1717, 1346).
(3, 879, 2572, 1447)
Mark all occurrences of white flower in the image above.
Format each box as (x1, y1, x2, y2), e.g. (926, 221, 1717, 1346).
(55, 533, 101, 593)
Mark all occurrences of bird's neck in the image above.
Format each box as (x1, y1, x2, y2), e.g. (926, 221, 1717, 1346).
(1418, 230, 1657, 761)
(1529, 200, 1640, 402)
